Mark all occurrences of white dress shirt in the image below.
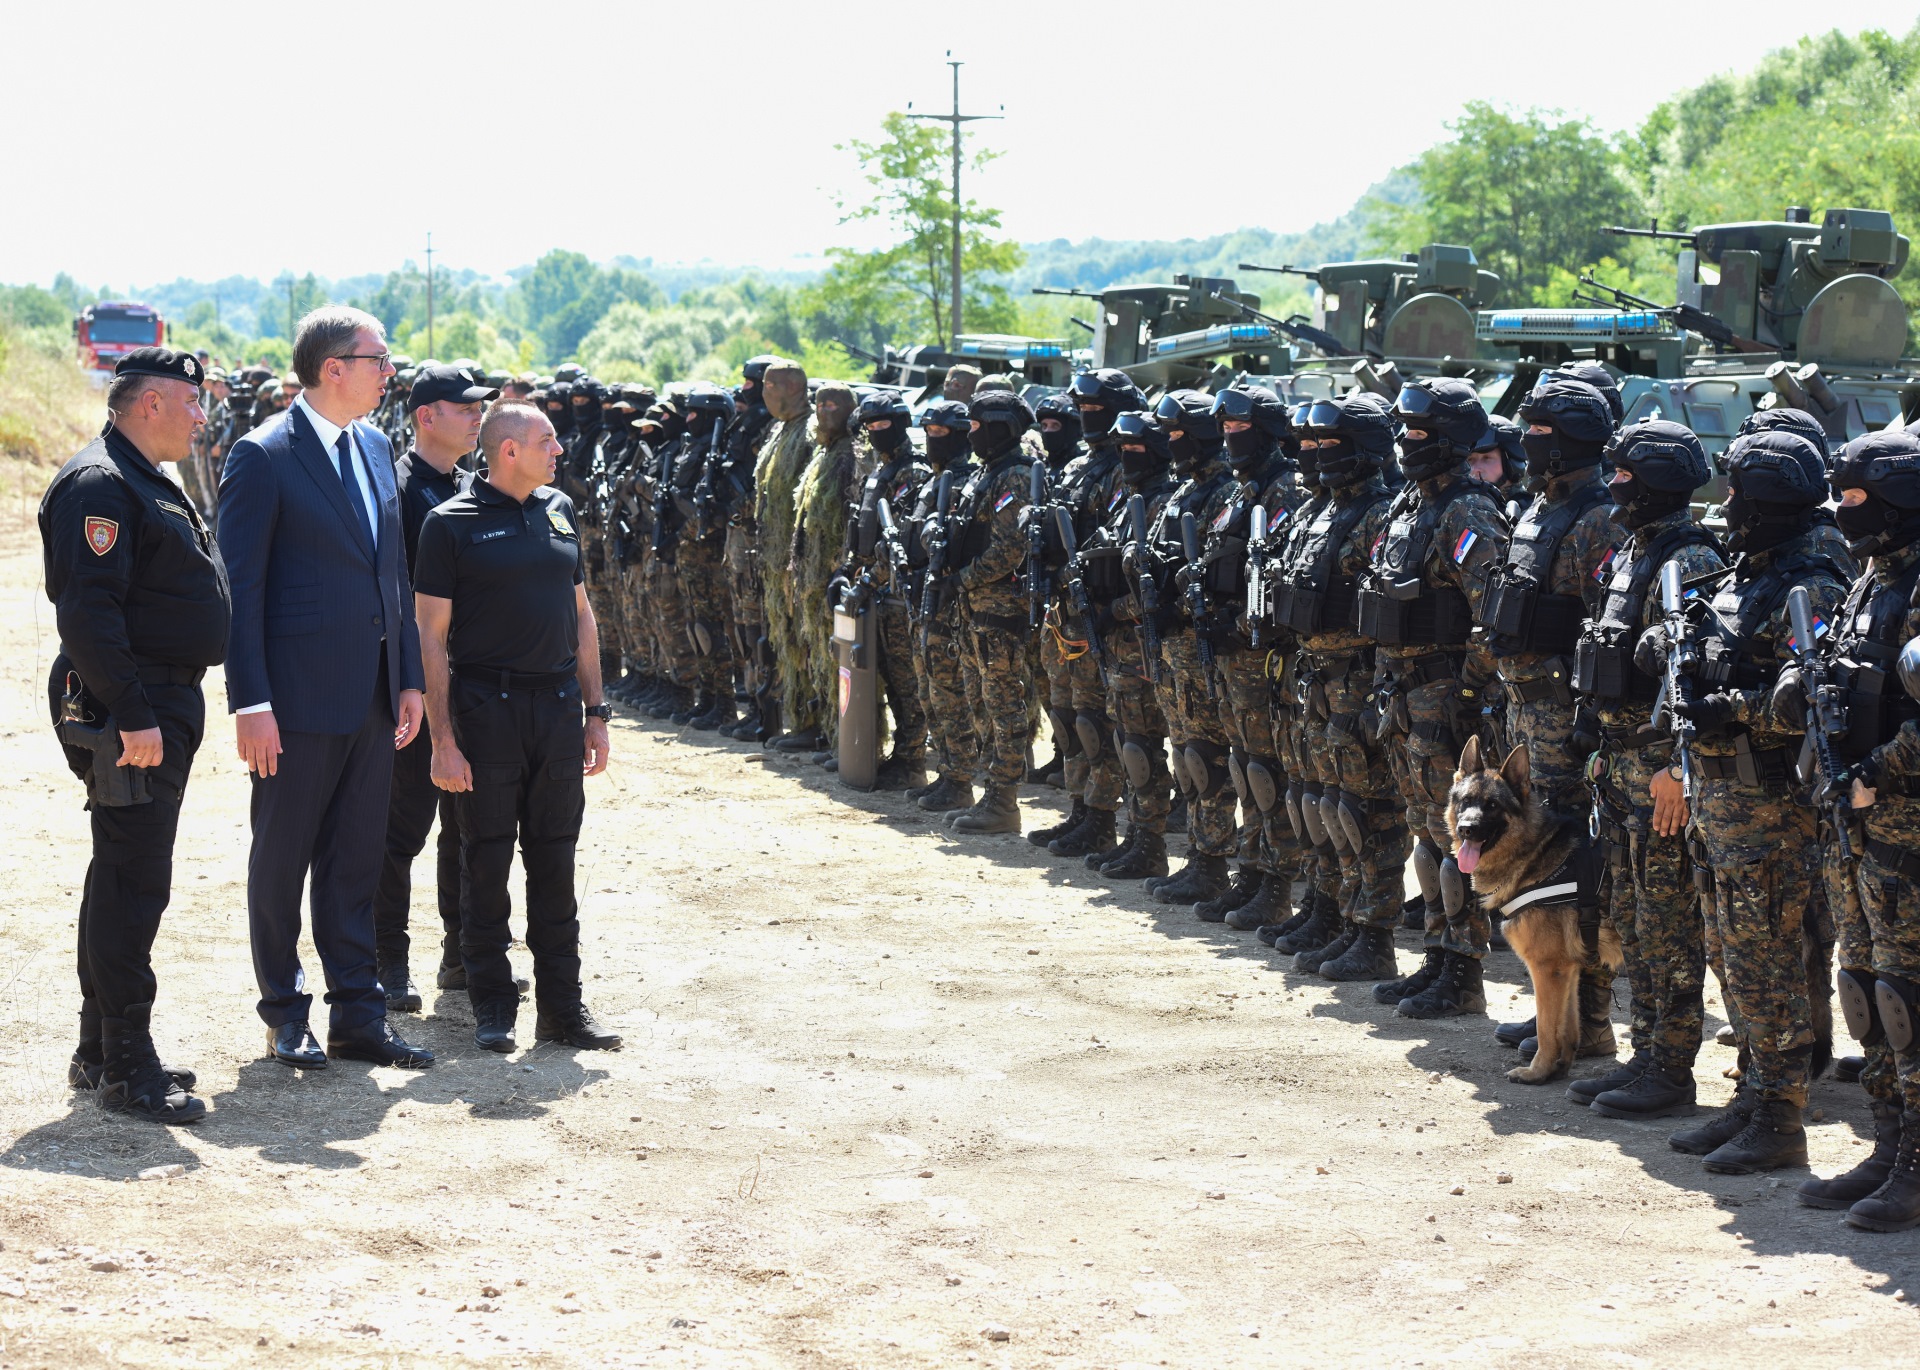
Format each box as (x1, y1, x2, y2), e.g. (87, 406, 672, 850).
(236, 395, 382, 716)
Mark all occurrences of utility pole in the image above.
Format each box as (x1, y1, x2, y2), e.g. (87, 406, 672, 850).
(425, 231, 435, 358)
(907, 54, 1000, 347)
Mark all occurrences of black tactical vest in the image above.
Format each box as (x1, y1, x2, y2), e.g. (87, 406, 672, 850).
(1572, 520, 1720, 702)
(1278, 485, 1389, 634)
(1829, 561, 1920, 759)
(1481, 481, 1609, 656)
(852, 457, 920, 562)
(1695, 544, 1852, 694)
(950, 450, 1025, 570)
(1355, 480, 1485, 647)
(1061, 444, 1123, 543)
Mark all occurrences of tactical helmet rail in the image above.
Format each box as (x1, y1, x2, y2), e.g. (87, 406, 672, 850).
(1392, 377, 1491, 480)
(1830, 429, 1920, 556)
(1516, 377, 1615, 479)
(1068, 367, 1147, 440)
(1605, 418, 1709, 528)
(1213, 384, 1299, 471)
(1302, 391, 1395, 489)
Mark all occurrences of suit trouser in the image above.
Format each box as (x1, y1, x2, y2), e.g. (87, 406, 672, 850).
(451, 675, 586, 1015)
(55, 663, 204, 1023)
(247, 668, 394, 1032)
(373, 711, 461, 970)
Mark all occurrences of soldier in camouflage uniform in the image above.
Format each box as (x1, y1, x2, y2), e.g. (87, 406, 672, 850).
(595, 386, 640, 699)
(672, 383, 740, 730)
(750, 363, 814, 740)
(1084, 412, 1179, 881)
(638, 401, 700, 720)
(719, 358, 778, 740)
(565, 380, 623, 690)
(836, 392, 932, 788)
(906, 400, 983, 812)
(1028, 374, 1139, 858)
(1268, 394, 1406, 975)
(938, 391, 1039, 836)
(788, 384, 861, 758)
(1357, 378, 1508, 1014)
(1651, 429, 1853, 1172)
(1134, 391, 1240, 904)
(1187, 384, 1308, 929)
(608, 391, 660, 706)
(1478, 378, 1625, 1071)
(1796, 429, 1920, 1228)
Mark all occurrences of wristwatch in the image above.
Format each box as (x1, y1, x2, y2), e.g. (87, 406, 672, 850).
(584, 703, 612, 720)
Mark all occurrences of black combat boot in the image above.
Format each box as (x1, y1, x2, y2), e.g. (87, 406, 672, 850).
(670, 687, 708, 725)
(641, 683, 677, 718)
(1494, 1016, 1536, 1048)
(951, 785, 1021, 835)
(1153, 853, 1230, 905)
(720, 703, 760, 739)
(1397, 951, 1486, 1019)
(774, 727, 824, 752)
(536, 1004, 623, 1050)
(1029, 798, 1088, 848)
(1193, 865, 1263, 923)
(1030, 749, 1065, 789)
(1373, 946, 1443, 1004)
(1846, 1117, 1920, 1232)
(99, 1003, 205, 1125)
(1167, 795, 1189, 834)
(1296, 924, 1356, 974)
(1834, 1055, 1867, 1084)
(1274, 894, 1341, 956)
(1051, 806, 1117, 859)
(69, 999, 195, 1092)
(1669, 1084, 1758, 1155)
(1261, 887, 1324, 945)
(1101, 830, 1169, 880)
(1088, 826, 1136, 871)
(1799, 1102, 1902, 1209)
(915, 777, 973, 812)
(1320, 924, 1398, 981)
(379, 964, 422, 1014)
(1590, 1060, 1697, 1119)
(690, 692, 737, 731)
(1567, 1049, 1651, 1105)
(435, 932, 467, 990)
(874, 752, 928, 792)
(1702, 1097, 1808, 1174)
(1400, 895, 1425, 931)
(1226, 873, 1293, 931)
(1577, 975, 1618, 1059)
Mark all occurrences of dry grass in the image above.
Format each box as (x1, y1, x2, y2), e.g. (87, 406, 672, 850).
(0, 322, 104, 506)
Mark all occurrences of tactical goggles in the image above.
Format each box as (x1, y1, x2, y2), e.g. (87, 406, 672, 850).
(1391, 384, 1441, 418)
(1114, 412, 1159, 441)
(1211, 388, 1260, 420)
(1069, 372, 1107, 400)
(1302, 401, 1345, 432)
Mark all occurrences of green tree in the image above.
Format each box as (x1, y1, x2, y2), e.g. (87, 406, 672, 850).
(517, 250, 662, 363)
(1372, 104, 1643, 305)
(801, 111, 1024, 352)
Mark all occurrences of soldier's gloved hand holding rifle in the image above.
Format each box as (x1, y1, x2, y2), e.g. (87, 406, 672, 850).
(1783, 584, 1865, 842)
(1644, 560, 1700, 838)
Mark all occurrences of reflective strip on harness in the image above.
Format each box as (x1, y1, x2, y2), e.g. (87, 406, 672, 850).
(1500, 881, 1580, 917)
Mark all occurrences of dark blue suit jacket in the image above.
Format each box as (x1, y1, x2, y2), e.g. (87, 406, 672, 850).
(217, 405, 424, 733)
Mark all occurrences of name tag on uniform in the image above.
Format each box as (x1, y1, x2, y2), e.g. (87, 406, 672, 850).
(473, 525, 516, 544)
(547, 509, 576, 536)
(156, 500, 194, 522)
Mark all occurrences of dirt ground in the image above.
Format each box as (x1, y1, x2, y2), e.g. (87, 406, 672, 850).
(2, 497, 1919, 1370)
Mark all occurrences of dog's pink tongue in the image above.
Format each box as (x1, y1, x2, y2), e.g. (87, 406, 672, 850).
(1456, 840, 1481, 874)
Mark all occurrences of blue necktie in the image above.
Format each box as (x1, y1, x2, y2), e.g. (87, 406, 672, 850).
(334, 430, 374, 552)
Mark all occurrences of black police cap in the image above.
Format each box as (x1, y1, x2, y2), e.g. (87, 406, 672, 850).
(408, 364, 500, 412)
(114, 347, 205, 387)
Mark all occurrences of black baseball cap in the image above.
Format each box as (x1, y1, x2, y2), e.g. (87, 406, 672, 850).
(114, 347, 205, 387)
(408, 363, 500, 412)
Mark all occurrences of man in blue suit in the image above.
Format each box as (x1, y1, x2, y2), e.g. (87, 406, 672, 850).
(218, 305, 434, 1069)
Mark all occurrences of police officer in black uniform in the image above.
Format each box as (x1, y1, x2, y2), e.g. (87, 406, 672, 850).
(374, 364, 498, 1010)
(413, 400, 620, 1055)
(39, 348, 231, 1123)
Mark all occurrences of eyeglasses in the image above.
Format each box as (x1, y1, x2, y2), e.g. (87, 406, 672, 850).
(340, 353, 393, 368)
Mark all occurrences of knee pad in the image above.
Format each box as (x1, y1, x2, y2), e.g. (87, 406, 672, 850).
(1318, 791, 1347, 853)
(1048, 707, 1081, 759)
(1299, 783, 1331, 850)
(1439, 855, 1466, 919)
(1120, 733, 1158, 790)
(1246, 756, 1280, 813)
(1182, 740, 1229, 800)
(1227, 748, 1250, 805)
(1283, 781, 1306, 843)
(1876, 975, 1920, 1053)
(1334, 790, 1367, 854)
(1075, 711, 1112, 762)
(1838, 968, 1884, 1047)
(1411, 837, 1442, 903)
(692, 620, 719, 657)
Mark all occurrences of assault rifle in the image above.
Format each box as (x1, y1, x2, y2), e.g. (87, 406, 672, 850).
(1208, 291, 1355, 358)
(1247, 505, 1272, 649)
(1026, 463, 1051, 631)
(1576, 273, 1772, 355)
(691, 417, 724, 541)
(1786, 585, 1853, 858)
(650, 442, 677, 558)
(1061, 524, 1114, 687)
(1651, 560, 1699, 805)
(1123, 494, 1163, 684)
(1179, 511, 1218, 698)
(876, 497, 911, 587)
(917, 471, 956, 651)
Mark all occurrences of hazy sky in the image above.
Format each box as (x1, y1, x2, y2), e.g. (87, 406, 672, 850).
(9, 0, 1915, 290)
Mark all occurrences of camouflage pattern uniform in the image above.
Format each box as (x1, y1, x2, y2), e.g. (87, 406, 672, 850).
(844, 446, 933, 761)
(792, 420, 859, 742)
(1282, 474, 1401, 927)
(911, 457, 982, 789)
(753, 411, 814, 729)
(951, 443, 1037, 789)
(1042, 438, 1128, 817)
(1688, 531, 1851, 1109)
(1364, 470, 1508, 957)
(675, 419, 738, 700)
(1147, 462, 1239, 858)
(646, 433, 701, 695)
(1102, 475, 1178, 840)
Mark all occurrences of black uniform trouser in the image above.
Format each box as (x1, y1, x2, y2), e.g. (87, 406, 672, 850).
(373, 712, 462, 969)
(451, 675, 586, 1015)
(51, 660, 204, 1023)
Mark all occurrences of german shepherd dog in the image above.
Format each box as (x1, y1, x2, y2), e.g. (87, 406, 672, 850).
(1448, 737, 1622, 1085)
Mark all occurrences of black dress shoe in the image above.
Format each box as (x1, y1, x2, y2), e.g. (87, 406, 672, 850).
(380, 965, 423, 1014)
(268, 1021, 327, 1069)
(328, 1019, 434, 1069)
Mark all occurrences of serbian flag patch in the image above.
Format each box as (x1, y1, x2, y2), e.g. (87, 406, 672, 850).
(994, 490, 1016, 512)
(1211, 506, 1233, 532)
(85, 516, 119, 556)
(1593, 547, 1617, 581)
(1108, 487, 1124, 511)
(1787, 615, 1830, 652)
(1451, 528, 1479, 563)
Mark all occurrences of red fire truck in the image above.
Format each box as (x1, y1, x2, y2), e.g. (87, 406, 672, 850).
(74, 301, 167, 374)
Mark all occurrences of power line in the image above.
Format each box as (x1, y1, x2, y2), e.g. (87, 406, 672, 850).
(907, 53, 1001, 346)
